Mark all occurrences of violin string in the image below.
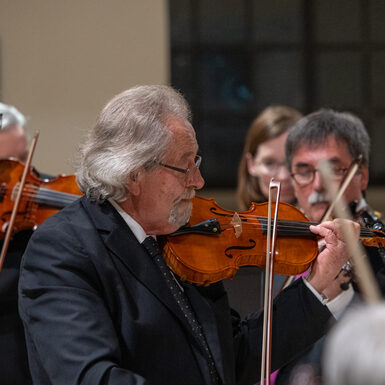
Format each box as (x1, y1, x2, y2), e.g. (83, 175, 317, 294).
(226, 218, 314, 231)
(4, 184, 79, 205)
(14, 189, 78, 204)
(9, 184, 76, 198)
(219, 221, 312, 233)
(237, 216, 377, 236)
(218, 218, 378, 238)
(250, 218, 376, 237)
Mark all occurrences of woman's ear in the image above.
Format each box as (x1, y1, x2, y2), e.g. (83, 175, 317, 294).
(246, 152, 258, 177)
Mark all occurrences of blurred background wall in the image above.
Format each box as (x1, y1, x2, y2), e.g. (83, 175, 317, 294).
(0, 0, 169, 175)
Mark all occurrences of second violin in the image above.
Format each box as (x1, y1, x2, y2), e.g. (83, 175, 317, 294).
(0, 158, 82, 238)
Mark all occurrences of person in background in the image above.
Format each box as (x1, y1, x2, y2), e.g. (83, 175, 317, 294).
(274, 109, 385, 385)
(237, 106, 302, 210)
(287, 109, 384, 283)
(286, 109, 376, 226)
(19, 85, 357, 385)
(323, 303, 385, 385)
(233, 106, 302, 321)
(0, 102, 32, 385)
(0, 102, 28, 161)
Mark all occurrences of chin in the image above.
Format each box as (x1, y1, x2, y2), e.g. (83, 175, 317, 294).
(168, 200, 192, 228)
(309, 203, 329, 222)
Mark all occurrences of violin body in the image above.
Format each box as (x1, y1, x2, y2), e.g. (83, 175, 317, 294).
(162, 196, 319, 285)
(0, 158, 82, 238)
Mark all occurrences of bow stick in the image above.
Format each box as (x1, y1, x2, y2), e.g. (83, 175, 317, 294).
(279, 156, 365, 293)
(321, 155, 362, 223)
(0, 131, 40, 271)
(260, 179, 281, 385)
(318, 160, 381, 304)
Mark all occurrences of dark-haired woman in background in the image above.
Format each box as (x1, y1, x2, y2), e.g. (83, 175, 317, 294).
(237, 105, 302, 209)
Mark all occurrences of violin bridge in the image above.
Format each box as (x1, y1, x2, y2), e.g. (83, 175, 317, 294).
(231, 212, 242, 238)
(11, 182, 20, 201)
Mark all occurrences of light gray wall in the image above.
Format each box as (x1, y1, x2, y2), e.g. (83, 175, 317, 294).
(0, 0, 169, 176)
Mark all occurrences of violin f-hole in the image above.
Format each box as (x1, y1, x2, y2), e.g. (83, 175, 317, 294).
(209, 207, 248, 222)
(225, 239, 256, 259)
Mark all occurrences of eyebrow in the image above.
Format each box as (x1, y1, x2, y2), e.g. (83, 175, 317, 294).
(294, 157, 344, 169)
(179, 148, 199, 162)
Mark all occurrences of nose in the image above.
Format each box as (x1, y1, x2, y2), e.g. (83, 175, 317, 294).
(312, 170, 324, 192)
(275, 164, 291, 181)
(187, 168, 205, 190)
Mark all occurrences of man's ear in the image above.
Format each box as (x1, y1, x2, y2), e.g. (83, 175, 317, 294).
(360, 165, 369, 191)
(128, 171, 141, 196)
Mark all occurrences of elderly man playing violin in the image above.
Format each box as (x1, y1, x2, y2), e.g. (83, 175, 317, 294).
(19, 85, 358, 385)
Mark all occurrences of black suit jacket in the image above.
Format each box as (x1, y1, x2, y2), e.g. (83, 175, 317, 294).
(0, 231, 33, 385)
(19, 197, 332, 385)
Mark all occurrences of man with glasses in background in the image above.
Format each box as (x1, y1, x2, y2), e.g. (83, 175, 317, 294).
(287, 109, 377, 227)
(274, 108, 385, 385)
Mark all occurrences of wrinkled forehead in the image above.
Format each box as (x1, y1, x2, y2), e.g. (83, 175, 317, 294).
(291, 137, 352, 167)
(165, 118, 198, 157)
(167, 118, 196, 143)
(166, 116, 194, 133)
(0, 123, 25, 136)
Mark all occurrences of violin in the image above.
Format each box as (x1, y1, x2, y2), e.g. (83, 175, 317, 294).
(0, 158, 82, 238)
(161, 196, 385, 285)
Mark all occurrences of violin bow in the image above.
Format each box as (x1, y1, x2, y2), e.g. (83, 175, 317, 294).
(0, 131, 40, 271)
(321, 155, 363, 222)
(318, 160, 381, 304)
(260, 179, 281, 385)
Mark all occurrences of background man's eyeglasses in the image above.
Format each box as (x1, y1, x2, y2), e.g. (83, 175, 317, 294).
(291, 166, 348, 186)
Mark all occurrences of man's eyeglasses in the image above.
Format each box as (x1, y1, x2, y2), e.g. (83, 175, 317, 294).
(291, 165, 348, 186)
(159, 155, 202, 184)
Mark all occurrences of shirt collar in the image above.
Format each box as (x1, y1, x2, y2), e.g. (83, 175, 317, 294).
(355, 197, 367, 213)
(108, 199, 149, 244)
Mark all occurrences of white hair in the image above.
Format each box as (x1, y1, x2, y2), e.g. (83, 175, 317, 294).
(323, 303, 385, 385)
(76, 85, 191, 202)
(0, 102, 26, 130)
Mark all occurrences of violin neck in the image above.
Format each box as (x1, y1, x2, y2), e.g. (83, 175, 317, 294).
(261, 218, 317, 238)
(34, 187, 79, 208)
(359, 227, 377, 238)
(261, 218, 382, 241)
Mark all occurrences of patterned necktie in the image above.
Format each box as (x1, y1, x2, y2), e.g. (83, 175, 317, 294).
(142, 236, 219, 385)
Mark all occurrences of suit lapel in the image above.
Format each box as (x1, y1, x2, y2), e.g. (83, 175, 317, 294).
(81, 198, 199, 339)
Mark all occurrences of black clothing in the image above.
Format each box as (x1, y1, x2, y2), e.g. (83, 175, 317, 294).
(0, 230, 33, 385)
(19, 197, 333, 385)
(275, 245, 385, 385)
